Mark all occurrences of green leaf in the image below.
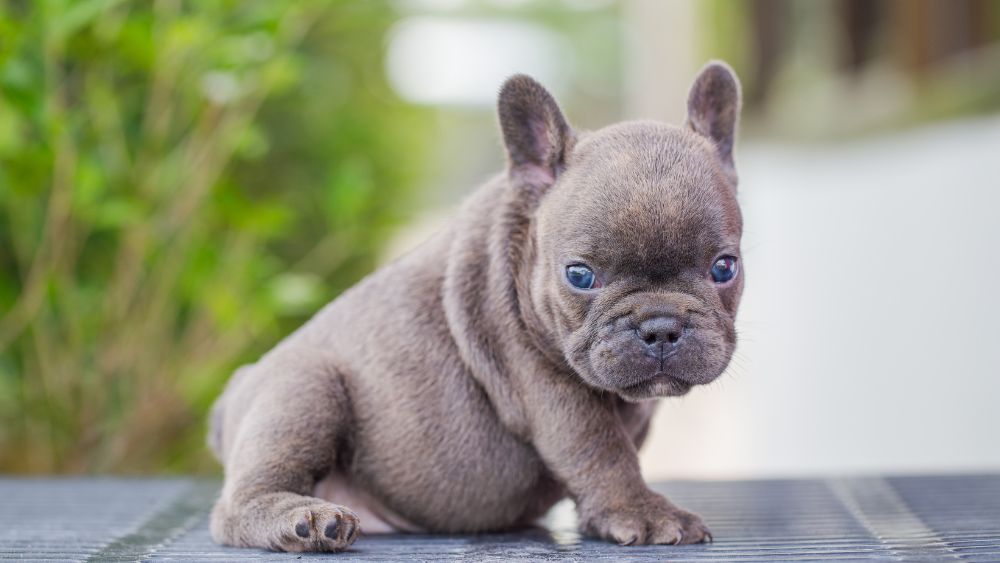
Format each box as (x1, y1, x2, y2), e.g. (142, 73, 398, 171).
(47, 0, 127, 43)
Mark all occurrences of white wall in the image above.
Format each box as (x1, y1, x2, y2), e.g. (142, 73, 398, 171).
(640, 115, 1000, 479)
(385, 113, 1000, 479)
(382, 0, 1000, 480)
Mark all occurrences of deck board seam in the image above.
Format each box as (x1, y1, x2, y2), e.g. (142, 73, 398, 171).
(828, 477, 964, 561)
(85, 480, 217, 562)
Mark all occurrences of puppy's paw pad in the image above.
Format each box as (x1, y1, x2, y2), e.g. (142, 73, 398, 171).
(282, 503, 360, 552)
(294, 518, 311, 538)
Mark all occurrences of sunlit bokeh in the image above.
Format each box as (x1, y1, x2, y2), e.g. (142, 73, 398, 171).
(1, 0, 998, 479)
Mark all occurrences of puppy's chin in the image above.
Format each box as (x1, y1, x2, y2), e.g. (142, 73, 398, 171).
(568, 355, 714, 402)
(615, 374, 694, 402)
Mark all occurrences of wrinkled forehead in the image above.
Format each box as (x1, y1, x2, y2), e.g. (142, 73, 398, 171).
(543, 123, 741, 276)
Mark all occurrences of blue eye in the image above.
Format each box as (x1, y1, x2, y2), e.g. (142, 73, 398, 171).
(710, 256, 738, 284)
(566, 264, 598, 290)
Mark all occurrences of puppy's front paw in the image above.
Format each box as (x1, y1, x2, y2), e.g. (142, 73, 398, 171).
(283, 503, 360, 552)
(581, 494, 711, 546)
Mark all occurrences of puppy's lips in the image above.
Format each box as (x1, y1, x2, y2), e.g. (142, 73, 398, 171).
(620, 371, 692, 398)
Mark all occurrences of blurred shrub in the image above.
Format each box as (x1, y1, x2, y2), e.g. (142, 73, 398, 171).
(0, 0, 429, 473)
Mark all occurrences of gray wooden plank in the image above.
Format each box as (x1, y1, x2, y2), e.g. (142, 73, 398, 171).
(0, 476, 997, 561)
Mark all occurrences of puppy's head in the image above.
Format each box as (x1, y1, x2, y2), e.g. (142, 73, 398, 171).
(498, 62, 743, 401)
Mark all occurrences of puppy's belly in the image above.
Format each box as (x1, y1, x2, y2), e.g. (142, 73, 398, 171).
(313, 472, 425, 534)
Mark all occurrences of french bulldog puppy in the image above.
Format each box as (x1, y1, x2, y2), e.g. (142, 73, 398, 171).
(208, 61, 743, 552)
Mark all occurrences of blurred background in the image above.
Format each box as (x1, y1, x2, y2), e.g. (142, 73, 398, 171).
(1, 0, 998, 478)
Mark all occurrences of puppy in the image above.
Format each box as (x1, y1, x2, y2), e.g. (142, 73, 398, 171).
(208, 61, 743, 552)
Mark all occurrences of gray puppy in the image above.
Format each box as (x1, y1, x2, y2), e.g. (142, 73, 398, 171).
(208, 61, 743, 552)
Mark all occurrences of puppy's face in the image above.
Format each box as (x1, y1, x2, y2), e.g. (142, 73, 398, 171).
(534, 125, 742, 400)
(499, 63, 743, 401)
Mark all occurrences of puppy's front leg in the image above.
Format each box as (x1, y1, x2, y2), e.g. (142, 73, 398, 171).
(528, 373, 711, 545)
(210, 348, 360, 552)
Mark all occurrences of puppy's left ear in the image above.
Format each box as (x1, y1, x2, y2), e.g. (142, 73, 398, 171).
(687, 61, 742, 187)
(498, 75, 573, 189)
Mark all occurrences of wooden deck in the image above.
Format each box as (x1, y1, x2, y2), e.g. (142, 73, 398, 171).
(2, 475, 999, 561)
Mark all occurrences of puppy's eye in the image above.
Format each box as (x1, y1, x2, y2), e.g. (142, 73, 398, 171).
(710, 256, 739, 284)
(566, 264, 599, 290)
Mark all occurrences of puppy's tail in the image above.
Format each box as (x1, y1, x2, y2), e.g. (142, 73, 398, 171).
(207, 394, 227, 462)
(206, 364, 252, 463)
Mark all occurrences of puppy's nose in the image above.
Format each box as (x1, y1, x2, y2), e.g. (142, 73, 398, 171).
(636, 316, 684, 347)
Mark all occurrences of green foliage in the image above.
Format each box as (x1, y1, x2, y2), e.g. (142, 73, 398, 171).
(0, 0, 429, 473)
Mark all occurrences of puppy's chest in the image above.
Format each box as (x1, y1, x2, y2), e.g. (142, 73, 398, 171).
(616, 399, 659, 444)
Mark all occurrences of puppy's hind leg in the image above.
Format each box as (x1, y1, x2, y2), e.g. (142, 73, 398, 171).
(210, 347, 360, 552)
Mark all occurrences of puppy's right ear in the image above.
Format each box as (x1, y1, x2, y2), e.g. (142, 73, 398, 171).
(687, 61, 742, 187)
(498, 75, 573, 189)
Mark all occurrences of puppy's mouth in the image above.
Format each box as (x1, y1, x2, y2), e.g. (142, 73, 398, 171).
(618, 371, 693, 400)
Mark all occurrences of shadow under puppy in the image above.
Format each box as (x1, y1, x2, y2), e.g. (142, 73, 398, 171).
(208, 61, 744, 552)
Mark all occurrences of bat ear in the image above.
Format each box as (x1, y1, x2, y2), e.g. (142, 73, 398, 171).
(497, 74, 574, 189)
(686, 61, 742, 187)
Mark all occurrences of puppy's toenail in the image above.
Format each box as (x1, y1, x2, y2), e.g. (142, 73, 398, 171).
(295, 520, 310, 538)
(324, 520, 340, 539)
(342, 521, 356, 541)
